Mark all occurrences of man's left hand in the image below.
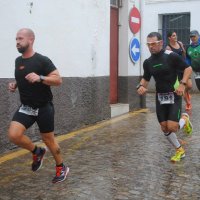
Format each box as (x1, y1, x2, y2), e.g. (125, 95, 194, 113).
(175, 84, 185, 96)
(25, 72, 40, 83)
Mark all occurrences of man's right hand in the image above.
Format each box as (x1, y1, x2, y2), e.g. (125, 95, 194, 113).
(137, 86, 148, 95)
(8, 82, 17, 92)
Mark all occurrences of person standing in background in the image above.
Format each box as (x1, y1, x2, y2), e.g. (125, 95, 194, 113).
(166, 31, 192, 111)
(186, 30, 200, 91)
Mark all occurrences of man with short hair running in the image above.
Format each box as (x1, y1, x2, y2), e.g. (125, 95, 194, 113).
(137, 32, 193, 162)
(8, 28, 69, 183)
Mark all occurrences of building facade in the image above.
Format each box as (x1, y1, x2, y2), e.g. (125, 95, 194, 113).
(142, 0, 200, 91)
(0, 0, 143, 153)
(0, 0, 199, 153)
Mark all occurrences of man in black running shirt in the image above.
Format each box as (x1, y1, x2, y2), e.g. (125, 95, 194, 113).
(137, 32, 193, 162)
(8, 28, 69, 183)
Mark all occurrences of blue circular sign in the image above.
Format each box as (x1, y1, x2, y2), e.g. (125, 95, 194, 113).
(129, 37, 140, 63)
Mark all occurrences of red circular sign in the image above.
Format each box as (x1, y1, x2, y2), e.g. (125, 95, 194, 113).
(129, 6, 141, 34)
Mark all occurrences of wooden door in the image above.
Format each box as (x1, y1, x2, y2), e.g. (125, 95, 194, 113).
(110, 7, 119, 104)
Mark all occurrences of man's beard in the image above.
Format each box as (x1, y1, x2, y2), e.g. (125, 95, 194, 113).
(17, 44, 29, 53)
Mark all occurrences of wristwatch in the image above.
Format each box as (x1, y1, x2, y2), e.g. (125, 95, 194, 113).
(136, 83, 143, 90)
(40, 75, 45, 82)
(180, 80, 186, 86)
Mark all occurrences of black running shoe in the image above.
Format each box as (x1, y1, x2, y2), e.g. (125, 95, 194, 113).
(32, 147, 46, 172)
(52, 165, 69, 184)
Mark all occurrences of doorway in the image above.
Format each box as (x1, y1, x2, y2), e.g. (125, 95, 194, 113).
(110, 3, 119, 104)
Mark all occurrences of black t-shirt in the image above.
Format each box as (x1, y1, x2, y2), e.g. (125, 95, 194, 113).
(15, 53, 56, 108)
(143, 49, 189, 93)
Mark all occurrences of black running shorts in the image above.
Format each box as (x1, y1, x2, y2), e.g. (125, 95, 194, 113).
(12, 102, 54, 133)
(156, 93, 182, 123)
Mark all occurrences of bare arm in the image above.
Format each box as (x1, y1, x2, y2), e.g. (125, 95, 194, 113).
(25, 69, 62, 86)
(182, 66, 192, 83)
(137, 78, 149, 95)
(175, 66, 192, 96)
(41, 69, 62, 86)
(179, 41, 186, 59)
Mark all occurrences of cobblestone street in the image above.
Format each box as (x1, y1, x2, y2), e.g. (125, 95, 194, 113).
(0, 93, 200, 200)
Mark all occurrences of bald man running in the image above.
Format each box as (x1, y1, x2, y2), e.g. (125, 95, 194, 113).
(8, 28, 69, 183)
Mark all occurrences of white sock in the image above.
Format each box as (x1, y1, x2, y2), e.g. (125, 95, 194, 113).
(179, 118, 185, 129)
(164, 132, 181, 148)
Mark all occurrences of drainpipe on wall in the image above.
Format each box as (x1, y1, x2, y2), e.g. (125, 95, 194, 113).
(139, 0, 146, 108)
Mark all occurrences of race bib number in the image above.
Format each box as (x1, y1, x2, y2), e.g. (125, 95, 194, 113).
(157, 92, 174, 105)
(194, 72, 200, 79)
(19, 104, 39, 116)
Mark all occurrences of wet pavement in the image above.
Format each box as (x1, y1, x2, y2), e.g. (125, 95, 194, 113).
(0, 93, 200, 200)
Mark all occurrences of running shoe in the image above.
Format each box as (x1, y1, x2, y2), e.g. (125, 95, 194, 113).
(32, 147, 46, 172)
(182, 113, 193, 135)
(52, 165, 69, 184)
(171, 147, 185, 162)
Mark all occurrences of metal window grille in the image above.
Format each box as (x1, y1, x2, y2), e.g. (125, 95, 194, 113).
(159, 13, 190, 48)
(110, 0, 118, 8)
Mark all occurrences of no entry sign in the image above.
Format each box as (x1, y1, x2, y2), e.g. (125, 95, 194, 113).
(129, 6, 141, 34)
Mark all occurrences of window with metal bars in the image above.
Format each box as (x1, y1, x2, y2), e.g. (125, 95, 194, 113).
(110, 0, 118, 8)
(159, 13, 190, 48)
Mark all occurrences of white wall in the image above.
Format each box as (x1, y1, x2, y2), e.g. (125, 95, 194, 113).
(118, 0, 142, 77)
(0, 0, 110, 78)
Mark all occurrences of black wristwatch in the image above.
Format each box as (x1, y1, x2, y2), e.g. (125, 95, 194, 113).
(180, 80, 186, 86)
(136, 83, 143, 90)
(40, 75, 45, 82)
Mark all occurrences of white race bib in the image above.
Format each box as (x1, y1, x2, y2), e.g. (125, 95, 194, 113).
(19, 104, 39, 116)
(158, 92, 174, 105)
